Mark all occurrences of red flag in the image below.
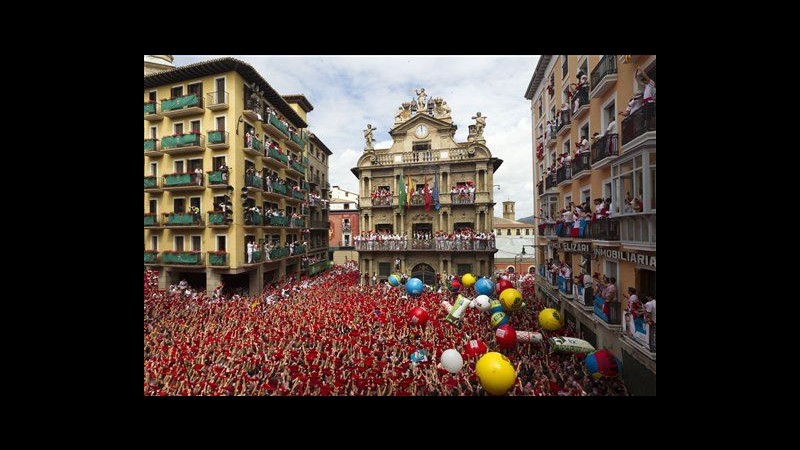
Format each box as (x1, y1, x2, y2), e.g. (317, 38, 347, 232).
(424, 176, 432, 211)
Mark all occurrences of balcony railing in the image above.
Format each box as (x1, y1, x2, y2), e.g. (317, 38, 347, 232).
(245, 250, 264, 264)
(144, 250, 158, 264)
(291, 218, 305, 228)
(207, 211, 229, 226)
(572, 152, 591, 176)
(206, 91, 228, 110)
(144, 213, 159, 227)
(589, 218, 620, 241)
(307, 260, 329, 276)
(623, 309, 656, 353)
(591, 134, 619, 164)
(410, 195, 425, 206)
(574, 284, 594, 308)
(290, 161, 306, 175)
(294, 245, 307, 255)
(619, 213, 656, 247)
(451, 194, 475, 205)
(271, 182, 287, 195)
(244, 211, 264, 226)
(537, 181, 544, 196)
(163, 173, 203, 188)
(162, 251, 202, 265)
(302, 156, 309, 166)
(164, 212, 203, 226)
(557, 275, 573, 298)
(292, 189, 306, 200)
(290, 131, 307, 149)
(162, 133, 204, 151)
(594, 296, 622, 325)
(590, 55, 617, 92)
(208, 252, 228, 266)
(301, 181, 310, 192)
(267, 114, 291, 138)
(161, 94, 202, 113)
(144, 138, 159, 153)
(342, 224, 352, 232)
(207, 131, 229, 148)
(144, 101, 162, 120)
(244, 136, 263, 153)
(144, 176, 159, 190)
(269, 216, 289, 227)
(311, 174, 321, 185)
(267, 147, 289, 165)
(556, 165, 572, 184)
(371, 196, 392, 207)
(621, 103, 656, 146)
(207, 171, 227, 185)
(270, 247, 290, 260)
(245, 174, 263, 190)
(354, 239, 496, 251)
(545, 173, 557, 190)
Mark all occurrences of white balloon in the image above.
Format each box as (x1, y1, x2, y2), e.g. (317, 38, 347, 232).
(475, 295, 492, 312)
(440, 349, 464, 374)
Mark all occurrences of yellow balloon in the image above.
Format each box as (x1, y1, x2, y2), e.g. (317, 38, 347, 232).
(499, 288, 523, 311)
(538, 308, 564, 331)
(461, 273, 477, 288)
(475, 352, 516, 395)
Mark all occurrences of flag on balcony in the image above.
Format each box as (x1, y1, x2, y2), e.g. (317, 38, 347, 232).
(406, 174, 414, 210)
(433, 167, 440, 211)
(399, 171, 407, 208)
(424, 175, 432, 211)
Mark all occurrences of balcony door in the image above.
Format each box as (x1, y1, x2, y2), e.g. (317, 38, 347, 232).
(216, 78, 225, 103)
(171, 86, 183, 98)
(188, 82, 202, 97)
(173, 198, 186, 214)
(191, 235, 201, 252)
(174, 236, 185, 252)
(149, 199, 157, 214)
(411, 263, 436, 286)
(217, 235, 226, 251)
(216, 116, 225, 132)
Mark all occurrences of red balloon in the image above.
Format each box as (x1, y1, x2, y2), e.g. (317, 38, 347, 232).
(495, 324, 517, 350)
(464, 339, 488, 358)
(496, 279, 513, 295)
(450, 280, 462, 293)
(408, 307, 429, 326)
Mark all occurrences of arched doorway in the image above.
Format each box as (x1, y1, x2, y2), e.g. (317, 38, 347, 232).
(411, 263, 436, 286)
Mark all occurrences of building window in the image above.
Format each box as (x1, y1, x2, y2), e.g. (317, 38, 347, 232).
(525, 229, 530, 235)
(217, 235, 226, 251)
(174, 123, 184, 135)
(149, 199, 157, 215)
(150, 162, 157, 177)
(562, 55, 569, 78)
(564, 194, 572, 209)
(187, 82, 202, 96)
(213, 156, 226, 171)
(344, 203, 350, 210)
(506, 229, 511, 235)
(151, 235, 158, 251)
(149, 91, 157, 102)
(174, 236, 185, 252)
(603, 101, 616, 132)
(413, 141, 431, 152)
(190, 197, 201, 213)
(581, 187, 591, 207)
(173, 198, 185, 213)
(516, 229, 520, 235)
(174, 160, 184, 173)
(191, 235, 201, 251)
(379, 262, 391, 277)
(150, 126, 157, 139)
(190, 120, 201, 133)
(563, 140, 570, 155)
(457, 264, 472, 276)
(611, 152, 650, 215)
(580, 122, 589, 142)
(604, 260, 619, 290)
(171, 86, 183, 98)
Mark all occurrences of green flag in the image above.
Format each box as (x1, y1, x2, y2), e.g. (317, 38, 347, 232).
(398, 171, 407, 208)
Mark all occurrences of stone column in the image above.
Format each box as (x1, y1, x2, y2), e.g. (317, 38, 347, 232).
(206, 268, 222, 293)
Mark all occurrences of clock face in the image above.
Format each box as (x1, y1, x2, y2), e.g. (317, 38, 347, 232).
(415, 124, 429, 138)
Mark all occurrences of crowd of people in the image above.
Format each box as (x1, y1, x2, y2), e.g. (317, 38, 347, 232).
(144, 264, 628, 396)
(353, 230, 496, 251)
(245, 239, 306, 263)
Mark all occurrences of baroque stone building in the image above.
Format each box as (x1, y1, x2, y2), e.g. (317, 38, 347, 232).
(352, 89, 501, 284)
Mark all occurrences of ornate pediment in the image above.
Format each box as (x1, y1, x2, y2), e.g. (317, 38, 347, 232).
(390, 113, 455, 136)
(411, 212, 434, 222)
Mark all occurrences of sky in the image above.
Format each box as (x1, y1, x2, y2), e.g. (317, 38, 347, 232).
(174, 55, 540, 219)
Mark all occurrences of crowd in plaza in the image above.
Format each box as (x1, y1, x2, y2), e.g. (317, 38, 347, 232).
(144, 264, 628, 396)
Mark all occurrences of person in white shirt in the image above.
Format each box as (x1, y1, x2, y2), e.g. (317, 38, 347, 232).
(637, 68, 656, 104)
(645, 297, 656, 324)
(606, 119, 617, 135)
(246, 241, 253, 263)
(619, 92, 643, 118)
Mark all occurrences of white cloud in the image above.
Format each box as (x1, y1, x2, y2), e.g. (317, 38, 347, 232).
(174, 55, 540, 219)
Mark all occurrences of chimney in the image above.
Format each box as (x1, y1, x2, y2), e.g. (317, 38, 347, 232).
(502, 201, 515, 220)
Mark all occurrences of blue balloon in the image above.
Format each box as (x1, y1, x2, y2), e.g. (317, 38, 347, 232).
(406, 278, 424, 296)
(474, 277, 495, 296)
(388, 274, 400, 286)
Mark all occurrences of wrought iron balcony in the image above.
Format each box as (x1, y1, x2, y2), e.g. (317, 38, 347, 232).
(590, 134, 619, 167)
(621, 103, 656, 149)
(161, 94, 204, 118)
(590, 55, 617, 98)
